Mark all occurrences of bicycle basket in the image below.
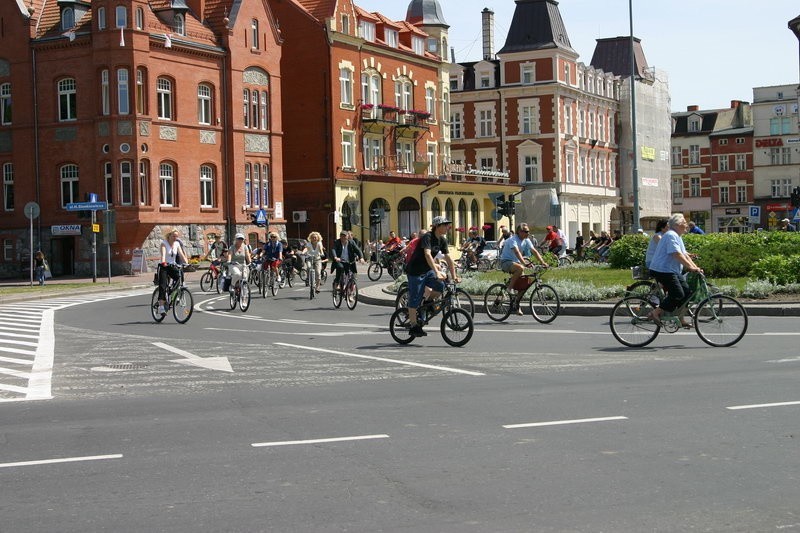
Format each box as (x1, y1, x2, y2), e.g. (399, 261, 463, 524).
(631, 265, 649, 280)
(686, 272, 709, 303)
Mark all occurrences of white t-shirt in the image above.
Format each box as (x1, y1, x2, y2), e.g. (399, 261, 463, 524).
(307, 241, 323, 259)
(162, 239, 181, 265)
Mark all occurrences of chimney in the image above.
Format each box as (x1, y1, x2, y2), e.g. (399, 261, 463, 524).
(687, 105, 699, 112)
(731, 100, 745, 109)
(450, 46, 456, 64)
(482, 8, 494, 60)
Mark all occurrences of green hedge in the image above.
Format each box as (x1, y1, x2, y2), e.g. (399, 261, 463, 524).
(608, 231, 800, 278)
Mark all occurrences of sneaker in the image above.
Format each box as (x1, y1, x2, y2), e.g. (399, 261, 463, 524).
(516, 307, 524, 316)
(157, 305, 166, 315)
(409, 325, 427, 337)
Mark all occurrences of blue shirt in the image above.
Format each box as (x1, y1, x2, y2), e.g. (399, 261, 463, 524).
(649, 230, 686, 275)
(262, 241, 283, 260)
(499, 235, 534, 263)
(644, 233, 662, 269)
(689, 226, 705, 235)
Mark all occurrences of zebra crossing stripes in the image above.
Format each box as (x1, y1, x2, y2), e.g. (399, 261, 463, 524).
(0, 290, 148, 402)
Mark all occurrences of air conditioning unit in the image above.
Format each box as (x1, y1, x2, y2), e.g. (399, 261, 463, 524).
(292, 211, 307, 223)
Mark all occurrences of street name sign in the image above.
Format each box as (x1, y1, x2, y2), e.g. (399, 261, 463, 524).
(66, 201, 108, 211)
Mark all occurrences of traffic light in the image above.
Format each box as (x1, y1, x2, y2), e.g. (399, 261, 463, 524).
(369, 209, 381, 225)
(506, 194, 517, 216)
(791, 187, 800, 208)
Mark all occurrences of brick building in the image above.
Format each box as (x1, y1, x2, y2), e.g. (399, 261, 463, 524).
(0, 0, 284, 277)
(270, 0, 519, 247)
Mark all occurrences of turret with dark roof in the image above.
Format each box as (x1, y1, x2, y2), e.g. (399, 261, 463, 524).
(590, 37, 652, 80)
(498, 0, 575, 55)
(406, 0, 448, 28)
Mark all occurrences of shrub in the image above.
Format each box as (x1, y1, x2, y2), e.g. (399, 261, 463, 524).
(607, 235, 648, 269)
(741, 279, 776, 299)
(749, 255, 800, 285)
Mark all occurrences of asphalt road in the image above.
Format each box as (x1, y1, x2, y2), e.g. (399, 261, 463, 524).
(1, 274, 799, 532)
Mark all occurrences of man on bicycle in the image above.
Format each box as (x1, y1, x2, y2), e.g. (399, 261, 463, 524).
(405, 216, 459, 337)
(259, 232, 283, 280)
(331, 231, 363, 290)
(204, 234, 228, 263)
(499, 223, 547, 314)
(460, 228, 486, 267)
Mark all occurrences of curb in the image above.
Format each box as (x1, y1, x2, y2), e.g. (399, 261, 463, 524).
(357, 282, 798, 317)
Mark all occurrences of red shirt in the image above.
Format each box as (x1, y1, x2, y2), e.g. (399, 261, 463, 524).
(385, 236, 402, 251)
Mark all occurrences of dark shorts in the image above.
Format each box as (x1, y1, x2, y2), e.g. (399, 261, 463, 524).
(407, 270, 445, 309)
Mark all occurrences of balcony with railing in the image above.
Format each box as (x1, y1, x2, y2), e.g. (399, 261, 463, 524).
(446, 163, 510, 183)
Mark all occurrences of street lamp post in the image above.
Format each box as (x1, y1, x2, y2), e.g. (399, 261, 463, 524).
(789, 15, 800, 130)
(629, 0, 640, 233)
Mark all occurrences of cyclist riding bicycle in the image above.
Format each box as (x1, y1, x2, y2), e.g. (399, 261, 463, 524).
(226, 233, 252, 292)
(648, 214, 702, 327)
(499, 223, 547, 314)
(460, 228, 486, 266)
(204, 234, 228, 263)
(542, 225, 565, 257)
(301, 231, 326, 294)
(331, 231, 362, 289)
(405, 216, 460, 338)
(157, 228, 189, 315)
(258, 232, 283, 280)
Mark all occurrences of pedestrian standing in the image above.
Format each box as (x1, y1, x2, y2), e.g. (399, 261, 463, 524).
(34, 251, 48, 286)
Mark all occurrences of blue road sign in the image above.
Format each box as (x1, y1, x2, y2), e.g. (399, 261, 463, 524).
(255, 209, 267, 225)
(749, 205, 760, 218)
(89, 193, 99, 203)
(66, 201, 108, 211)
(793, 207, 800, 223)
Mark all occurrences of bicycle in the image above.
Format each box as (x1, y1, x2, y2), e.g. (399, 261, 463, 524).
(625, 266, 720, 312)
(199, 260, 224, 293)
(150, 264, 193, 324)
(332, 261, 358, 310)
(260, 260, 280, 297)
(484, 265, 560, 323)
(300, 254, 325, 300)
(455, 251, 491, 273)
(389, 280, 474, 347)
(610, 272, 747, 348)
(226, 262, 251, 312)
(367, 249, 405, 281)
(394, 278, 475, 318)
(280, 256, 298, 288)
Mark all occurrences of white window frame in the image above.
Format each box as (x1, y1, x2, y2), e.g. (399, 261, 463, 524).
(60, 164, 79, 208)
(385, 29, 398, 48)
(521, 64, 534, 85)
(200, 165, 213, 208)
(104, 161, 113, 204)
(244, 163, 251, 207)
(139, 160, 149, 206)
(361, 72, 381, 106)
(358, 20, 375, 42)
(427, 143, 437, 175)
(251, 19, 259, 49)
(261, 164, 270, 207)
(0, 83, 10, 125)
(97, 7, 106, 30)
(339, 68, 353, 106)
(156, 77, 173, 120)
(672, 177, 683, 200)
(115, 5, 127, 28)
(3, 239, 12, 261)
(736, 185, 747, 203)
(394, 79, 412, 111)
(198, 84, 212, 125)
(252, 164, 260, 208)
(58, 78, 77, 121)
(135, 7, 144, 30)
(120, 161, 132, 205)
(689, 145, 699, 165)
(397, 140, 413, 173)
(719, 185, 729, 204)
(117, 68, 129, 115)
(671, 146, 681, 166)
(173, 14, 185, 36)
(522, 155, 539, 183)
(690, 176, 701, 197)
(718, 155, 729, 172)
(412, 36, 424, 55)
(425, 87, 436, 121)
(159, 163, 175, 207)
(260, 91, 268, 130)
(362, 135, 383, 171)
(3, 162, 13, 211)
(100, 71, 110, 116)
(61, 7, 75, 30)
(735, 154, 746, 171)
(450, 110, 462, 139)
(477, 107, 494, 138)
(341, 130, 355, 170)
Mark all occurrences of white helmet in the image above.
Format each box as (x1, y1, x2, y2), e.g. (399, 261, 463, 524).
(235, 233, 245, 240)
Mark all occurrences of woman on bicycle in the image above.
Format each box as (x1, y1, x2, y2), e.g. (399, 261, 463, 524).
(301, 231, 325, 294)
(648, 214, 702, 326)
(158, 229, 189, 315)
(226, 233, 252, 293)
(645, 219, 669, 272)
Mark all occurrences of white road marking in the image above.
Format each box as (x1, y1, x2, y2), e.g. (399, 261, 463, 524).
(252, 434, 389, 447)
(0, 331, 39, 340)
(27, 309, 55, 400)
(0, 366, 31, 379)
(0, 454, 123, 469)
(196, 301, 384, 329)
(503, 416, 629, 429)
(152, 341, 234, 373)
(0, 383, 29, 394)
(275, 342, 485, 376)
(0, 351, 35, 361)
(766, 356, 800, 363)
(726, 401, 800, 411)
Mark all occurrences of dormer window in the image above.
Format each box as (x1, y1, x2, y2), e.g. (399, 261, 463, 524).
(480, 74, 491, 89)
(449, 76, 459, 91)
(688, 117, 700, 132)
(359, 20, 375, 42)
(341, 15, 349, 35)
(412, 36, 424, 55)
(385, 29, 398, 48)
(521, 65, 534, 85)
(61, 7, 75, 30)
(173, 14, 185, 35)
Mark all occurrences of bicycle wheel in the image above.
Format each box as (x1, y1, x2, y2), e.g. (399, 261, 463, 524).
(172, 288, 194, 324)
(278, 272, 287, 289)
(477, 258, 491, 272)
(557, 255, 574, 267)
(150, 288, 166, 323)
(367, 263, 382, 281)
(286, 268, 294, 288)
(484, 283, 512, 322)
(308, 269, 316, 300)
(229, 284, 237, 309)
(389, 307, 414, 345)
(625, 280, 657, 299)
(259, 270, 267, 297)
(332, 283, 343, 308)
(609, 297, 660, 348)
(694, 295, 747, 347)
(445, 288, 475, 318)
(390, 261, 404, 280)
(529, 284, 560, 324)
(345, 281, 358, 310)
(441, 308, 474, 347)
(395, 288, 409, 310)
(239, 281, 251, 312)
(270, 272, 278, 296)
(200, 271, 213, 292)
(321, 268, 328, 284)
(214, 274, 221, 294)
(299, 266, 308, 283)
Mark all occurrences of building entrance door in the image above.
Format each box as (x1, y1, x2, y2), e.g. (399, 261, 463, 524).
(50, 237, 75, 276)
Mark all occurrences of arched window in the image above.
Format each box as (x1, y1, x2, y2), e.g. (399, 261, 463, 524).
(471, 199, 480, 230)
(173, 14, 185, 35)
(243, 67, 270, 130)
(431, 197, 441, 218)
(444, 198, 455, 243)
(60, 164, 79, 207)
(135, 7, 144, 30)
(200, 165, 214, 208)
(394, 77, 412, 111)
(58, 78, 77, 121)
(361, 71, 381, 106)
(244, 163, 251, 207)
(156, 77, 173, 120)
(61, 7, 75, 31)
(458, 199, 468, 240)
(341, 201, 353, 231)
(197, 83, 212, 125)
(138, 159, 149, 206)
(135, 68, 147, 114)
(115, 6, 127, 28)
(251, 19, 259, 49)
(97, 7, 106, 30)
(159, 162, 175, 206)
(397, 197, 420, 239)
(120, 161, 132, 205)
(117, 68, 129, 115)
(1, 83, 12, 125)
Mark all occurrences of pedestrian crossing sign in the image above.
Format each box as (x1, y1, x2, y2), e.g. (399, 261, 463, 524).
(255, 209, 267, 226)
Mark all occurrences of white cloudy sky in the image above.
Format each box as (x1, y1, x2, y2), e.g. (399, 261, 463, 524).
(356, 0, 800, 112)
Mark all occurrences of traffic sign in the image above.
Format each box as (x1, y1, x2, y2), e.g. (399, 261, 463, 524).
(491, 208, 501, 221)
(66, 201, 108, 211)
(793, 208, 800, 223)
(748, 205, 760, 218)
(254, 209, 267, 225)
(24, 201, 40, 220)
(92, 223, 100, 233)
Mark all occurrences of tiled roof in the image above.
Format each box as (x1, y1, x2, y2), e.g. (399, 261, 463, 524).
(398, 20, 426, 36)
(354, 6, 379, 22)
(296, 0, 337, 21)
(590, 37, 651, 80)
(498, 0, 575, 56)
(374, 12, 402, 29)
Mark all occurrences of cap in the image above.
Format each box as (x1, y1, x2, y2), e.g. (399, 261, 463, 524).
(431, 215, 452, 226)
(637, 228, 644, 233)
(782, 218, 791, 223)
(546, 225, 553, 230)
(235, 233, 245, 240)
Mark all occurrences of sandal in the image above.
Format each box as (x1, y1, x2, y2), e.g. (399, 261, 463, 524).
(646, 310, 663, 326)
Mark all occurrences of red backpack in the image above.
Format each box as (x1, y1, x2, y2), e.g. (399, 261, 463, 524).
(403, 238, 420, 265)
